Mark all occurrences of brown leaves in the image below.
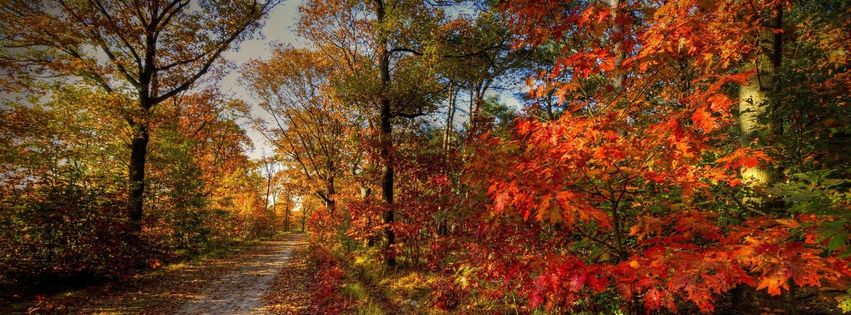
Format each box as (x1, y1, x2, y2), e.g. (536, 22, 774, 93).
(263, 244, 315, 314)
(629, 216, 663, 241)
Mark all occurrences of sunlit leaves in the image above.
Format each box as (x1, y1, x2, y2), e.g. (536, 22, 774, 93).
(471, 0, 851, 313)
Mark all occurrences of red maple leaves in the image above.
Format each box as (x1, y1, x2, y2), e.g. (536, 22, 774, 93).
(522, 213, 850, 313)
(470, 0, 851, 312)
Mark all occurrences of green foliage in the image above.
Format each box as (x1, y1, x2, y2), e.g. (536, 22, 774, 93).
(0, 85, 280, 284)
(840, 288, 851, 313)
(477, 95, 518, 136)
(768, 170, 851, 257)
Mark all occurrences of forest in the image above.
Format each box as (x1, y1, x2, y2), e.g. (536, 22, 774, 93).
(0, 0, 849, 314)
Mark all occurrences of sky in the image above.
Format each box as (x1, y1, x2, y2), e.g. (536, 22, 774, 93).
(219, 0, 306, 159)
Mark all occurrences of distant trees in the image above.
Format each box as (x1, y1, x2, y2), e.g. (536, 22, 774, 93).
(244, 48, 358, 212)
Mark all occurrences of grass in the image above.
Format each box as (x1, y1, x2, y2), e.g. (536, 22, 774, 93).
(327, 245, 447, 315)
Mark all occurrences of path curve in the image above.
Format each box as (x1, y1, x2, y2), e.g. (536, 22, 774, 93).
(175, 234, 307, 315)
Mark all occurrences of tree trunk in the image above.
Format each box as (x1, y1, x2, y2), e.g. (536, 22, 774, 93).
(264, 163, 273, 213)
(467, 80, 490, 134)
(270, 188, 278, 222)
(739, 3, 783, 208)
(301, 211, 306, 232)
(285, 204, 290, 232)
(375, 0, 395, 267)
(467, 85, 476, 132)
(317, 179, 337, 212)
(734, 5, 793, 314)
(380, 101, 395, 266)
(128, 119, 149, 233)
(442, 81, 456, 155)
(128, 38, 155, 234)
(438, 83, 455, 237)
(327, 177, 336, 211)
(607, 0, 625, 89)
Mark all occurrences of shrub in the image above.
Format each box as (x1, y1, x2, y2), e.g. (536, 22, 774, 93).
(0, 185, 137, 283)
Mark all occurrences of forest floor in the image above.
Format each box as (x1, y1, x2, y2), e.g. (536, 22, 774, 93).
(262, 243, 315, 314)
(5, 233, 307, 315)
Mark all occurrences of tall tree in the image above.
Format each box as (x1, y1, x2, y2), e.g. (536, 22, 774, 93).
(0, 0, 279, 232)
(299, 0, 445, 265)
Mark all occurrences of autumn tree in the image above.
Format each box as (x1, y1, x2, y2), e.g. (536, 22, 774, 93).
(163, 90, 254, 202)
(0, 82, 272, 280)
(738, 0, 850, 199)
(0, 0, 279, 232)
(274, 176, 296, 231)
(149, 90, 279, 241)
(243, 47, 361, 212)
(0, 86, 131, 279)
(299, 0, 450, 265)
(0, 86, 128, 192)
(767, 0, 850, 173)
(259, 155, 282, 215)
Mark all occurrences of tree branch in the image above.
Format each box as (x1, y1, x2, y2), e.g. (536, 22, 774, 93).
(392, 111, 426, 119)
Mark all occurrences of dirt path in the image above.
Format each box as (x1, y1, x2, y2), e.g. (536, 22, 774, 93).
(4, 234, 309, 314)
(175, 234, 307, 315)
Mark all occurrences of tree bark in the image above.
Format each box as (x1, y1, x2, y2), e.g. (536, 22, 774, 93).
(437, 82, 456, 237)
(739, 3, 783, 208)
(301, 210, 306, 232)
(607, 0, 625, 89)
(380, 101, 395, 266)
(375, 0, 395, 267)
(263, 159, 274, 214)
(468, 85, 476, 131)
(442, 81, 456, 155)
(285, 204, 291, 231)
(128, 119, 149, 232)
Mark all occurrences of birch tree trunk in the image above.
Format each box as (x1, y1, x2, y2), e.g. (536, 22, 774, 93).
(739, 4, 783, 206)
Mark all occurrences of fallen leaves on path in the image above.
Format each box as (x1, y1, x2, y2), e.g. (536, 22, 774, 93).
(262, 245, 313, 315)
